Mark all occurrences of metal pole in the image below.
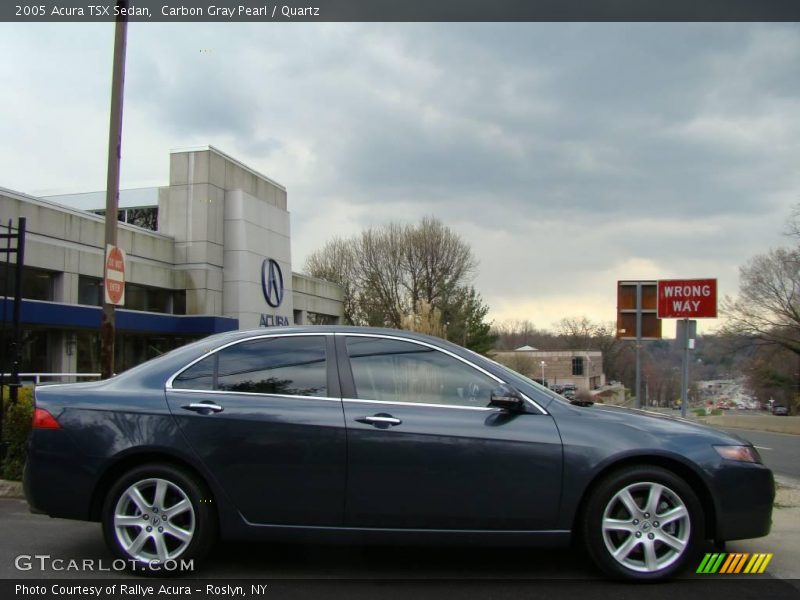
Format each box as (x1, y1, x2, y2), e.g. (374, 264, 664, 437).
(634, 283, 642, 409)
(681, 318, 689, 418)
(100, 1, 128, 380)
(9, 218, 25, 406)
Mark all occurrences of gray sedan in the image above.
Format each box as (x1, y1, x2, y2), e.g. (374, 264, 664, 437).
(24, 326, 774, 581)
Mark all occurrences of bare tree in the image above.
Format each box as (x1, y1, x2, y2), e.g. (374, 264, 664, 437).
(492, 320, 552, 350)
(720, 247, 800, 355)
(402, 216, 476, 310)
(304, 236, 363, 325)
(304, 217, 485, 344)
(357, 224, 408, 327)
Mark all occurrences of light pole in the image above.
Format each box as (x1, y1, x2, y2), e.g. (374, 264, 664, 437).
(540, 360, 546, 388)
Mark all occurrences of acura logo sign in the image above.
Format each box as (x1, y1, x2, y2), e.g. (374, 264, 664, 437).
(262, 258, 284, 308)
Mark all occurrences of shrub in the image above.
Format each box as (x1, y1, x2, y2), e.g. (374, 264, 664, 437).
(1, 386, 34, 481)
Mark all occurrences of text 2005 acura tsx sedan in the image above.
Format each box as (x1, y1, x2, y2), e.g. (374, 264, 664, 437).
(24, 327, 773, 580)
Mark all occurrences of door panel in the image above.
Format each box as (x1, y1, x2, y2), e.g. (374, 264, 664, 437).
(166, 334, 347, 526)
(340, 335, 563, 530)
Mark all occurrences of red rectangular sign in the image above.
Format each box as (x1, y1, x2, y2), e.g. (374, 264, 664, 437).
(657, 279, 717, 319)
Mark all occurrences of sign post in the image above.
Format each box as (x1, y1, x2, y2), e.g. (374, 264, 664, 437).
(100, 0, 128, 380)
(676, 319, 697, 418)
(658, 279, 717, 418)
(617, 281, 661, 409)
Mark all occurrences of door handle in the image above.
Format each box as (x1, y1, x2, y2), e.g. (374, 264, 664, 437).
(355, 415, 402, 426)
(182, 402, 224, 414)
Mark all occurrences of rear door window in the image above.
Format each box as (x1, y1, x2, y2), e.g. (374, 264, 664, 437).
(173, 336, 328, 397)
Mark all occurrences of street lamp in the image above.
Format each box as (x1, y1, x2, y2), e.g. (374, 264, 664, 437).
(540, 360, 546, 388)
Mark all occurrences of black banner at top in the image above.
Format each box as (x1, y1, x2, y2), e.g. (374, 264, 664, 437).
(3, 0, 800, 22)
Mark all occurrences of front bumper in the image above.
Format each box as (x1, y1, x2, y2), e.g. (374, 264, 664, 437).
(711, 462, 774, 541)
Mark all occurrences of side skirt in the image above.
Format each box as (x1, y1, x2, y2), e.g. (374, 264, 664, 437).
(223, 521, 571, 547)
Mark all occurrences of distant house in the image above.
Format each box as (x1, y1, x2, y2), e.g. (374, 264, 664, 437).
(493, 347, 605, 392)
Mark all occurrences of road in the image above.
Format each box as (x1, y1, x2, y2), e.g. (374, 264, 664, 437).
(1, 484, 799, 599)
(1, 429, 797, 598)
(722, 428, 800, 478)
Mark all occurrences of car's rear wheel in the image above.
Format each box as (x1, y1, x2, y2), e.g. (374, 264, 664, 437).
(583, 466, 704, 580)
(102, 464, 216, 574)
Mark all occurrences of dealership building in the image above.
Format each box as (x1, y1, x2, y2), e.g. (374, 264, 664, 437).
(0, 146, 344, 378)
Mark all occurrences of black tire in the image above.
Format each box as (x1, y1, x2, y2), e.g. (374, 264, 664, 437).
(102, 463, 217, 575)
(582, 466, 705, 581)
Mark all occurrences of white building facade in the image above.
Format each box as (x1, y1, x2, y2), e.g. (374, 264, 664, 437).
(0, 146, 343, 377)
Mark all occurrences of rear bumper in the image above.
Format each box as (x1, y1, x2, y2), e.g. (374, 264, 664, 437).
(712, 462, 774, 541)
(24, 429, 97, 521)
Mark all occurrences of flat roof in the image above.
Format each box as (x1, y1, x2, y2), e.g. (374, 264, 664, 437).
(41, 187, 160, 211)
(170, 145, 287, 191)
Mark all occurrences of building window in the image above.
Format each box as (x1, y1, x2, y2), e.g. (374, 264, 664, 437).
(0, 328, 50, 372)
(0, 264, 55, 301)
(77, 331, 200, 374)
(125, 283, 173, 313)
(79, 276, 185, 314)
(78, 276, 103, 306)
(91, 206, 158, 231)
(572, 357, 584, 376)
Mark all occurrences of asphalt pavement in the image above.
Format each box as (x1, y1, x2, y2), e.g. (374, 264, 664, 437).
(1, 427, 797, 598)
(1, 487, 799, 596)
(722, 428, 800, 478)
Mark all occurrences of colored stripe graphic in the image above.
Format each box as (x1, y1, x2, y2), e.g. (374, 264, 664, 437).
(696, 553, 713, 573)
(697, 552, 772, 574)
(733, 553, 750, 574)
(710, 553, 726, 573)
(758, 554, 773, 573)
(719, 554, 736, 574)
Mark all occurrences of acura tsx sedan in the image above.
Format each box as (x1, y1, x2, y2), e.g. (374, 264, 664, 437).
(24, 327, 774, 580)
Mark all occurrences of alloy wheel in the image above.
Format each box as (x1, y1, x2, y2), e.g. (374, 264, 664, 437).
(601, 481, 691, 573)
(113, 477, 196, 563)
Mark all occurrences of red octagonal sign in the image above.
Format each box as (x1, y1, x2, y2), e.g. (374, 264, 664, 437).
(657, 278, 717, 319)
(104, 245, 126, 306)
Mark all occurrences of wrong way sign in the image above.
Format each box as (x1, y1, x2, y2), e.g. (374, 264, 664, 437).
(104, 245, 126, 306)
(657, 278, 716, 319)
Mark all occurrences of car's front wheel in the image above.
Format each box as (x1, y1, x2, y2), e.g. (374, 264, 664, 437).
(102, 463, 216, 574)
(583, 466, 704, 580)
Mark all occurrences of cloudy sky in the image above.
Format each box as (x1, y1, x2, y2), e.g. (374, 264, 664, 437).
(1, 22, 799, 332)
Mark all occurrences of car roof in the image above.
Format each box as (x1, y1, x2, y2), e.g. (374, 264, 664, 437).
(214, 325, 452, 344)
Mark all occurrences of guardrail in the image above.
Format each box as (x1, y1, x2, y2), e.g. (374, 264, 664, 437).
(1, 372, 102, 385)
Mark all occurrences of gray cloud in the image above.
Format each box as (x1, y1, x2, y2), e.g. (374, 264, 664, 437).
(1, 22, 798, 328)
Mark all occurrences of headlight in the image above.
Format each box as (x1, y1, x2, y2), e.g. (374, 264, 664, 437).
(714, 445, 762, 464)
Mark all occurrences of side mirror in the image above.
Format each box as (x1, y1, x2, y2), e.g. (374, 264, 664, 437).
(489, 384, 525, 411)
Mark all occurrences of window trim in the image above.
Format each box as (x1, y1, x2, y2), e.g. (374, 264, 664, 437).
(168, 388, 344, 403)
(340, 333, 548, 415)
(165, 332, 333, 397)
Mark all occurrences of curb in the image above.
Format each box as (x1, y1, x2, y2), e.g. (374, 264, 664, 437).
(0, 479, 23, 499)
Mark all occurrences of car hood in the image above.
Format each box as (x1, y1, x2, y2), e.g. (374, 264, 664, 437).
(575, 403, 749, 445)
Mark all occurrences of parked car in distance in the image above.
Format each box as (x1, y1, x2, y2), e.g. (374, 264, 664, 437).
(24, 326, 774, 581)
(772, 404, 789, 416)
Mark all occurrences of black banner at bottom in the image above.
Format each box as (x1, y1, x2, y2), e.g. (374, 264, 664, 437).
(3, 579, 800, 600)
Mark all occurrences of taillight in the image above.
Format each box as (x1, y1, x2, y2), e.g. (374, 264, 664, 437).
(32, 408, 61, 430)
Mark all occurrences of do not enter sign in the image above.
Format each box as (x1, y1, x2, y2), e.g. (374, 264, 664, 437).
(657, 278, 716, 319)
(104, 245, 126, 305)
